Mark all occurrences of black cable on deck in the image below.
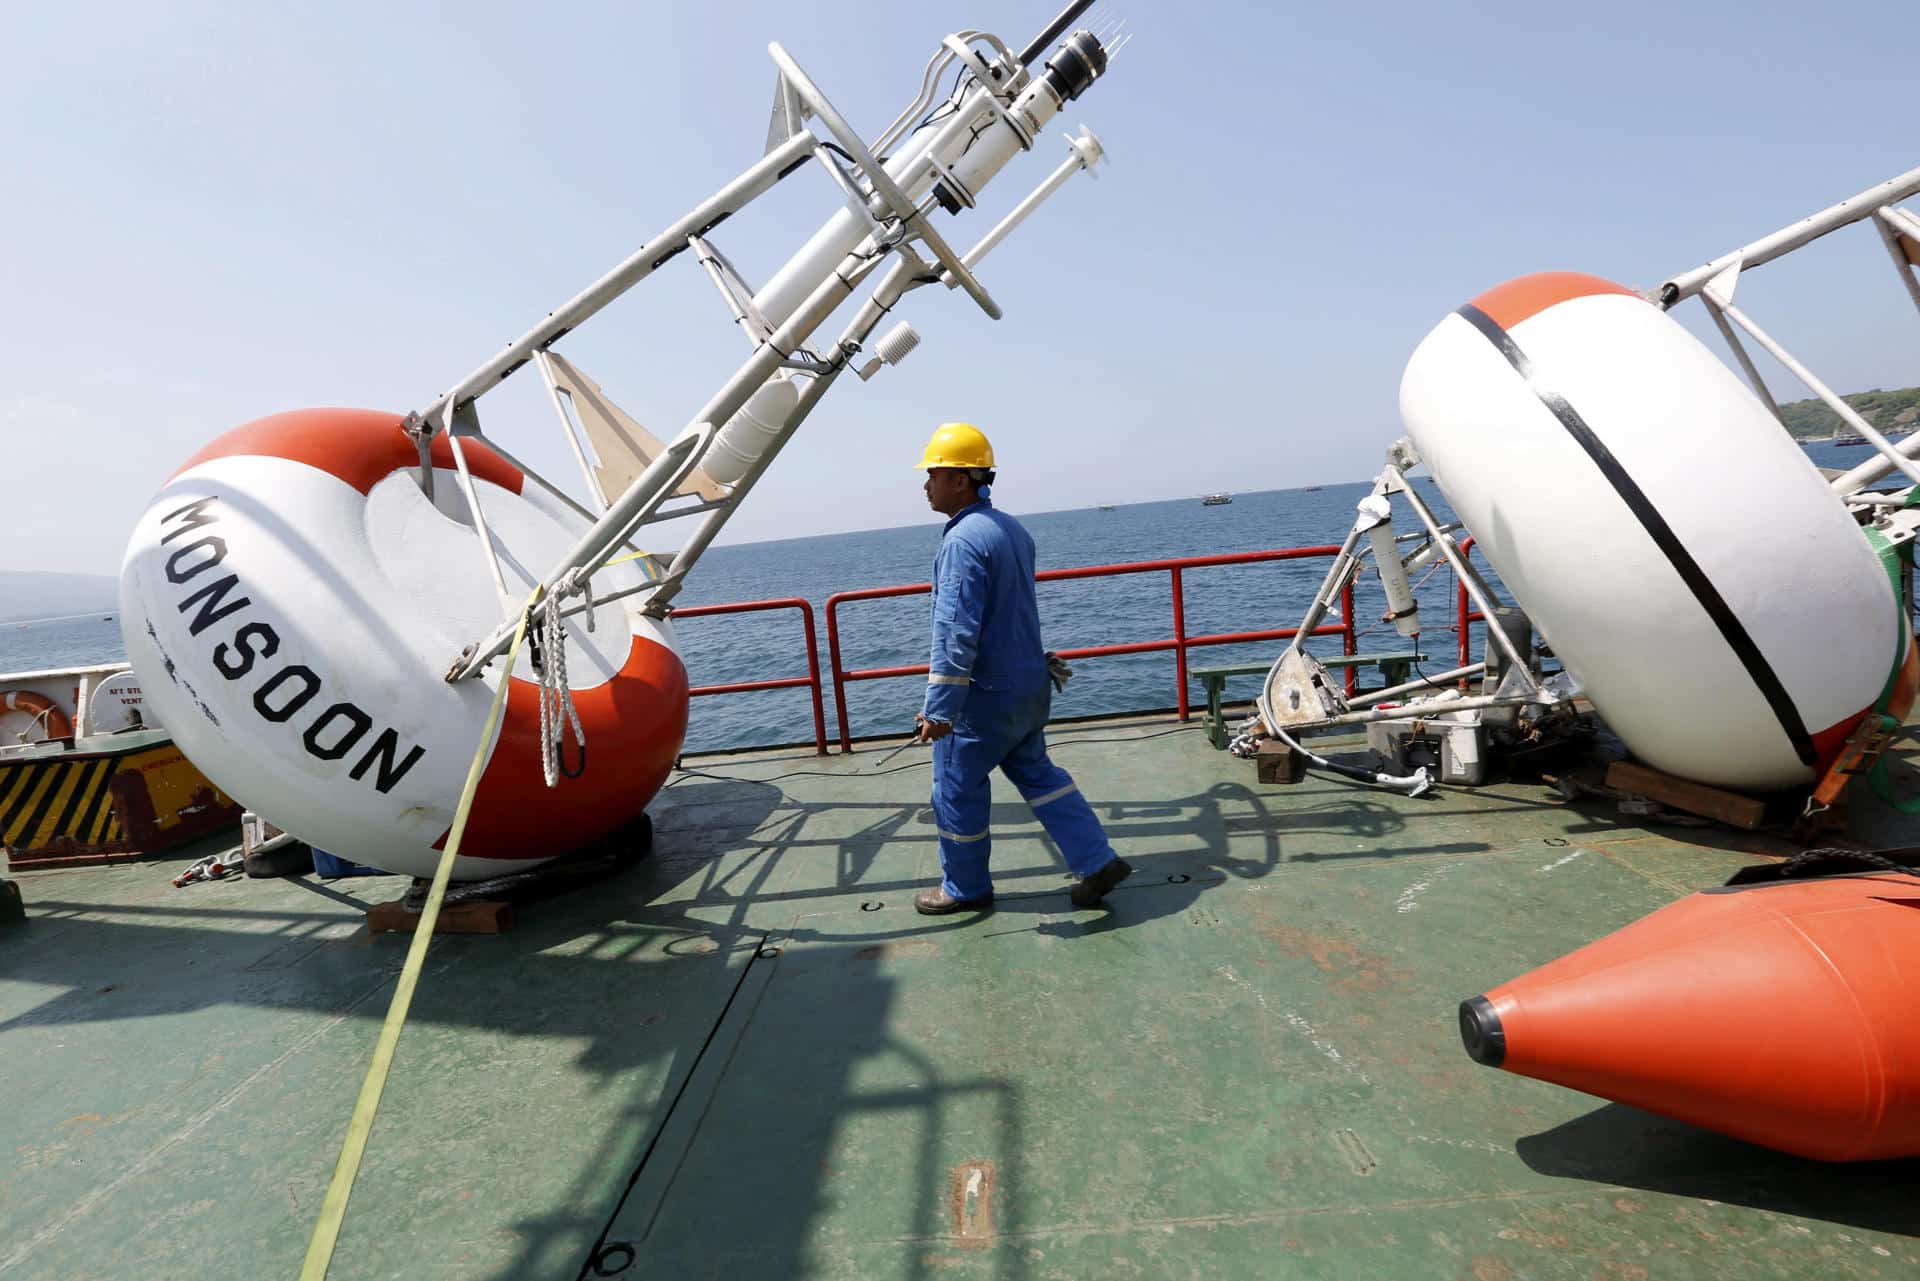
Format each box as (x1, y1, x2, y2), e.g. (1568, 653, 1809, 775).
(576, 933, 773, 1279)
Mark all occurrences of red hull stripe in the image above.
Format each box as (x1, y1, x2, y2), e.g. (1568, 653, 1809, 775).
(435, 633, 689, 860)
(1468, 272, 1639, 332)
(1809, 710, 1869, 774)
(1812, 615, 1920, 773)
(170, 408, 524, 496)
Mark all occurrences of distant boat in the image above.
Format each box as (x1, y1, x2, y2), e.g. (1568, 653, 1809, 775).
(1835, 437, 1871, 448)
(1201, 492, 1232, 506)
(1303, 485, 1322, 493)
(1098, 503, 1116, 511)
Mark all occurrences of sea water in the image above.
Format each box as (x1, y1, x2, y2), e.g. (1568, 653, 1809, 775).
(674, 478, 1469, 750)
(0, 441, 1875, 753)
(0, 613, 126, 674)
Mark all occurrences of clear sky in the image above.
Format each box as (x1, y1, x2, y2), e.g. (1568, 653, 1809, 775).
(4, 0, 1917, 577)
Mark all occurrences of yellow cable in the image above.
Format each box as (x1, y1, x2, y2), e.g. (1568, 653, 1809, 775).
(602, 546, 658, 579)
(300, 595, 536, 1280)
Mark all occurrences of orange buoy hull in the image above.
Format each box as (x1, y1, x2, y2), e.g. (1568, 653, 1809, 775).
(1461, 871, 1920, 1161)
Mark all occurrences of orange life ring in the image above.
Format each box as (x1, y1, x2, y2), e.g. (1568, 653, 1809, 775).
(2, 690, 74, 741)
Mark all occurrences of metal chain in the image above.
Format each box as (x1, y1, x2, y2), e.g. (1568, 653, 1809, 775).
(538, 590, 587, 786)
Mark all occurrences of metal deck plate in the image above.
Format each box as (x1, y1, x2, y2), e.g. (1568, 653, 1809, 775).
(4, 719, 1918, 1278)
(600, 839, 1920, 1278)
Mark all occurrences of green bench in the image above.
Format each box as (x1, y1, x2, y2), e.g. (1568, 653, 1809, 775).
(1190, 651, 1424, 749)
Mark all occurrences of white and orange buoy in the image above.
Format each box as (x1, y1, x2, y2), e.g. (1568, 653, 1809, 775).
(119, 409, 688, 880)
(1400, 272, 1915, 790)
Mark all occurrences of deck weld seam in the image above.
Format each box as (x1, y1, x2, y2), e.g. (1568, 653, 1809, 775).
(1593, 847, 1699, 897)
(875, 1184, 1633, 1246)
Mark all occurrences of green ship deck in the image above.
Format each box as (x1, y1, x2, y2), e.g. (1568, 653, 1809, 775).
(5, 715, 1918, 1279)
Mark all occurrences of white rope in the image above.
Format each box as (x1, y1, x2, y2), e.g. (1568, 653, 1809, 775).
(537, 589, 586, 786)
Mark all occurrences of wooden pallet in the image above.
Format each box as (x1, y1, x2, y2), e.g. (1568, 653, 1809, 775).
(365, 898, 515, 935)
(1604, 760, 1766, 830)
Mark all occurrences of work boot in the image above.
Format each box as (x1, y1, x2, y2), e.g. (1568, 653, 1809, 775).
(915, 886, 995, 916)
(1070, 857, 1133, 908)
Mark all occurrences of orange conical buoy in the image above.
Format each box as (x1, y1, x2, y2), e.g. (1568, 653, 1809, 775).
(1461, 862, 1920, 1161)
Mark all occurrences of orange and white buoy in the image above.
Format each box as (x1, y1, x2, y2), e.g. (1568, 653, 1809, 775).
(1401, 272, 1913, 790)
(119, 409, 688, 880)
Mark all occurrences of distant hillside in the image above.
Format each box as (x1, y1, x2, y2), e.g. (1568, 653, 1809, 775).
(1779, 386, 1920, 440)
(0, 571, 120, 623)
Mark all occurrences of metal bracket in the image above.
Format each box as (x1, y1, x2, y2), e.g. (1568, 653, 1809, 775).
(1262, 649, 1343, 727)
(765, 71, 814, 155)
(937, 33, 1031, 152)
(690, 233, 775, 347)
(402, 410, 435, 500)
(1699, 257, 1788, 425)
(1701, 258, 1742, 307)
(1875, 507, 1920, 551)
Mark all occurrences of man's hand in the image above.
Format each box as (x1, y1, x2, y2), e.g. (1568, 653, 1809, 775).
(915, 713, 953, 743)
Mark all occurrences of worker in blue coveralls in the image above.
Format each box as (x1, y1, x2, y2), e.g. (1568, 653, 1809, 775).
(911, 422, 1133, 916)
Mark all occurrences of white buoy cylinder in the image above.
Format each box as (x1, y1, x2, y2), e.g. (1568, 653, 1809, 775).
(1400, 272, 1913, 789)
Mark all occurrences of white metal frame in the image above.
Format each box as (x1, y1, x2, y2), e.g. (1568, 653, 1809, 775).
(398, 3, 1118, 681)
(1254, 165, 1920, 754)
(1657, 166, 1920, 496)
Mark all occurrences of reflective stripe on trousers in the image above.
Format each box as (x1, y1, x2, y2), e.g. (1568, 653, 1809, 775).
(931, 686, 1117, 901)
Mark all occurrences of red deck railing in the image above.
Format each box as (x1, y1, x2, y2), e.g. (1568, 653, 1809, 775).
(1456, 536, 1485, 670)
(823, 546, 1358, 753)
(671, 597, 829, 755)
(678, 544, 1491, 757)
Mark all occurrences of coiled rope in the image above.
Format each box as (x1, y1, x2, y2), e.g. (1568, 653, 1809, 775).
(537, 585, 587, 785)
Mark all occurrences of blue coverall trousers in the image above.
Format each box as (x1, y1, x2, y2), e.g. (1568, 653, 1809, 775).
(931, 685, 1118, 901)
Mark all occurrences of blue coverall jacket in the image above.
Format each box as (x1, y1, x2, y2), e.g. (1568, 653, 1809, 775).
(923, 497, 1117, 900)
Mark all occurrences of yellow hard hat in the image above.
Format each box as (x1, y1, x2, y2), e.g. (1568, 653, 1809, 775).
(915, 422, 995, 471)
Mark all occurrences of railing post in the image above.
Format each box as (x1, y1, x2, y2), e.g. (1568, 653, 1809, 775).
(1457, 572, 1470, 669)
(825, 594, 855, 752)
(1341, 577, 1357, 698)
(1457, 537, 1474, 671)
(1170, 566, 1189, 719)
(799, 600, 829, 756)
